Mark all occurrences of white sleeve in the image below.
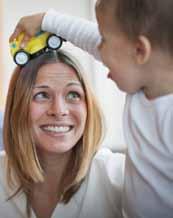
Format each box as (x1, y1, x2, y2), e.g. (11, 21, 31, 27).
(42, 9, 101, 61)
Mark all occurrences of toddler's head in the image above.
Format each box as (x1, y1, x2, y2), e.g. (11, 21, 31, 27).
(96, 0, 173, 96)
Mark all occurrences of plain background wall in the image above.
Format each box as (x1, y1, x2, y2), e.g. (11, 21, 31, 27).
(1, 0, 125, 150)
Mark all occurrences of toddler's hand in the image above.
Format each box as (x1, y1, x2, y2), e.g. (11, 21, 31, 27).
(9, 12, 45, 48)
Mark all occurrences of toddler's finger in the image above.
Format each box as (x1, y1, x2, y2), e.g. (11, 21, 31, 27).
(9, 27, 22, 42)
(20, 34, 31, 48)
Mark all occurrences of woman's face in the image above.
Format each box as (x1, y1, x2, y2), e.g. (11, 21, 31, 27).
(30, 62, 87, 154)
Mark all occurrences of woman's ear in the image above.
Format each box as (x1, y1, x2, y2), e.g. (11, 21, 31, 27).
(135, 35, 151, 64)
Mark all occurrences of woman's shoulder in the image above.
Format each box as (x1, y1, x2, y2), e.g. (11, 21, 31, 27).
(0, 150, 6, 163)
(0, 150, 6, 156)
(93, 147, 125, 177)
(0, 150, 6, 166)
(90, 147, 125, 191)
(0, 151, 6, 184)
(94, 147, 125, 161)
(77, 148, 125, 217)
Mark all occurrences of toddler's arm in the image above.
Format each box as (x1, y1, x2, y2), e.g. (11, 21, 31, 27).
(42, 9, 101, 60)
(10, 9, 101, 60)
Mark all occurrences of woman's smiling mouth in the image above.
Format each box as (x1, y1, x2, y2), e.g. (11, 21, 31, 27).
(41, 125, 73, 134)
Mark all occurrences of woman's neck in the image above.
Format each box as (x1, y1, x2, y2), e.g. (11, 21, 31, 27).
(30, 149, 72, 218)
(36, 148, 72, 188)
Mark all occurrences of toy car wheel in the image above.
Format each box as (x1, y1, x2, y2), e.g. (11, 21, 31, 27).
(14, 50, 30, 66)
(47, 34, 63, 50)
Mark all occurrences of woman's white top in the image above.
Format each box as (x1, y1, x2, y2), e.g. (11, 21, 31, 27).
(0, 149, 125, 218)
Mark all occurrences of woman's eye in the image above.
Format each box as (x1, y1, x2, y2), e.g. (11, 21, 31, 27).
(33, 92, 49, 101)
(66, 91, 81, 101)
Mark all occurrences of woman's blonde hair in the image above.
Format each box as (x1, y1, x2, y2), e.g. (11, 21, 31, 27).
(3, 50, 104, 206)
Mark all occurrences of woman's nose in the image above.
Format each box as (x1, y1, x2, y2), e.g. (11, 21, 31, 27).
(47, 97, 69, 117)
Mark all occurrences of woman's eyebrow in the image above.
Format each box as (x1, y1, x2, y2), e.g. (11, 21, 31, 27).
(34, 85, 49, 89)
(33, 81, 82, 89)
(67, 81, 82, 87)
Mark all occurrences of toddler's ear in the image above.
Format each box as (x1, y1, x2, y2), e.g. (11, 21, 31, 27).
(135, 35, 151, 64)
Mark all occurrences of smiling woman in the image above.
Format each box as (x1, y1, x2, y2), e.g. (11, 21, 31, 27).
(30, 59, 87, 155)
(0, 49, 125, 218)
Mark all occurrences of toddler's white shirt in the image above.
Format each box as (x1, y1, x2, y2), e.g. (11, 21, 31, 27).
(123, 91, 173, 218)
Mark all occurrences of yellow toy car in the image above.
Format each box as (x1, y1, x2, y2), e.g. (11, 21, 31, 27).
(10, 31, 65, 66)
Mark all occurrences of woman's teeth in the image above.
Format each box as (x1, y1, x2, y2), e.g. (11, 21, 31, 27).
(43, 126, 71, 133)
